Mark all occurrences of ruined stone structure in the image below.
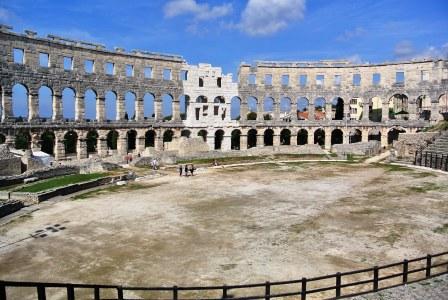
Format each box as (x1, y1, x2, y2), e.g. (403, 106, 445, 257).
(1, 25, 448, 161)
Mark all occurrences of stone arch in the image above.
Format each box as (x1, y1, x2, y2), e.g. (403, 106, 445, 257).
(196, 95, 208, 103)
(38, 85, 53, 120)
(214, 96, 225, 104)
(214, 129, 225, 150)
(127, 129, 137, 151)
(125, 91, 136, 120)
(350, 129, 362, 144)
(162, 94, 173, 120)
(15, 130, 31, 149)
(180, 95, 190, 120)
(64, 130, 78, 155)
(107, 130, 119, 150)
(331, 129, 343, 145)
(12, 83, 29, 119)
(388, 93, 409, 120)
(198, 129, 207, 142)
(247, 96, 258, 120)
(314, 128, 325, 147)
(163, 129, 174, 143)
(231, 129, 241, 150)
(0, 133, 5, 144)
(181, 129, 191, 138)
(145, 130, 156, 147)
(314, 97, 326, 120)
(331, 97, 344, 120)
(231, 96, 241, 120)
(86, 130, 98, 153)
(369, 97, 382, 122)
(105, 91, 117, 121)
(438, 94, 448, 120)
(247, 129, 257, 148)
(280, 129, 291, 145)
(368, 129, 381, 141)
(297, 97, 309, 120)
(62, 87, 76, 120)
(40, 130, 55, 155)
(264, 128, 274, 146)
(297, 129, 308, 145)
(388, 127, 406, 145)
(280, 97, 291, 113)
(144, 92, 155, 119)
(84, 88, 97, 121)
(263, 97, 274, 120)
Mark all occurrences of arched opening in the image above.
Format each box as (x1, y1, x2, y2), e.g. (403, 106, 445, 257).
(15, 131, 31, 149)
(247, 129, 257, 148)
(124, 91, 136, 120)
(197, 130, 207, 142)
(12, 83, 29, 120)
(231, 96, 241, 120)
(368, 130, 381, 142)
(247, 96, 258, 120)
(214, 96, 226, 120)
(331, 97, 344, 120)
(231, 129, 241, 150)
(214, 96, 225, 104)
(297, 97, 309, 120)
(40, 131, 55, 155)
(388, 128, 406, 145)
(280, 129, 291, 145)
(105, 91, 117, 121)
(263, 97, 274, 120)
(181, 130, 191, 138)
(180, 95, 190, 120)
(163, 130, 174, 143)
(0, 134, 5, 144)
(369, 97, 382, 122)
(438, 94, 448, 120)
(162, 94, 173, 120)
(314, 97, 326, 120)
(38, 86, 53, 120)
(144, 93, 155, 119)
(331, 129, 343, 145)
(64, 131, 78, 155)
(264, 129, 274, 146)
(214, 130, 224, 150)
(86, 130, 98, 153)
(350, 129, 362, 144)
(107, 130, 119, 150)
(389, 94, 409, 120)
(199, 77, 204, 87)
(127, 130, 137, 151)
(62, 87, 75, 120)
(84, 89, 97, 121)
(297, 129, 308, 145)
(314, 128, 325, 147)
(196, 95, 208, 103)
(145, 130, 156, 147)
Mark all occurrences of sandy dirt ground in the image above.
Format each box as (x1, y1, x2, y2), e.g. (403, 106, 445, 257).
(0, 162, 447, 299)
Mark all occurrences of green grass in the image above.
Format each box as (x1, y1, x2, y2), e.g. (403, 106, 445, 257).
(408, 182, 446, 193)
(373, 163, 413, 173)
(16, 173, 107, 193)
(72, 182, 162, 200)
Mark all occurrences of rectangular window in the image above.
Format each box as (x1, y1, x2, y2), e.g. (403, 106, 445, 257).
(144, 67, 153, 79)
(334, 75, 341, 86)
(214, 106, 219, 116)
(180, 70, 188, 81)
(85, 59, 94, 73)
(442, 68, 448, 80)
(13, 48, 24, 64)
(299, 74, 307, 86)
(63, 56, 73, 71)
(316, 75, 324, 86)
(396, 71, 405, 83)
(39, 52, 49, 67)
(105, 62, 115, 75)
(126, 64, 134, 77)
(163, 68, 171, 80)
(248, 73, 256, 85)
(372, 73, 381, 85)
(265, 74, 273, 85)
(420, 70, 429, 81)
(281, 74, 289, 86)
(353, 74, 361, 86)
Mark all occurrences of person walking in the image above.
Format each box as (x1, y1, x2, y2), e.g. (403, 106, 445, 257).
(190, 164, 195, 176)
(184, 164, 189, 177)
(178, 165, 183, 176)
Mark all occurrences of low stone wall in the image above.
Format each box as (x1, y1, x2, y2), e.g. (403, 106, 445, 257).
(394, 132, 440, 160)
(332, 141, 381, 156)
(0, 157, 22, 176)
(0, 200, 24, 218)
(0, 165, 79, 188)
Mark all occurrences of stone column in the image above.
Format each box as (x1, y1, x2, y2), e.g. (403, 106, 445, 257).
(362, 130, 369, 142)
(75, 95, 85, 121)
(308, 131, 314, 145)
(381, 130, 388, 148)
(257, 102, 263, 121)
(240, 101, 248, 121)
(240, 134, 248, 150)
(308, 104, 315, 121)
(136, 136, 145, 153)
(273, 102, 280, 121)
(431, 101, 439, 124)
(408, 100, 417, 121)
(382, 100, 389, 122)
(117, 135, 128, 156)
(222, 134, 231, 151)
(343, 103, 350, 120)
(172, 99, 181, 121)
(117, 94, 125, 121)
(291, 134, 298, 146)
(326, 102, 332, 120)
(325, 131, 331, 150)
(52, 93, 63, 121)
(28, 92, 39, 121)
(343, 130, 349, 144)
(154, 135, 163, 151)
(77, 138, 88, 159)
(1, 87, 12, 122)
(273, 133, 280, 146)
(54, 133, 65, 160)
(362, 100, 370, 121)
(97, 96, 105, 122)
(207, 135, 215, 150)
(154, 96, 163, 121)
(257, 134, 264, 147)
(136, 97, 144, 121)
(97, 136, 108, 157)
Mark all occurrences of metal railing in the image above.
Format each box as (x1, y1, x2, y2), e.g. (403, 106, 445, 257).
(1, 252, 447, 300)
(414, 151, 448, 171)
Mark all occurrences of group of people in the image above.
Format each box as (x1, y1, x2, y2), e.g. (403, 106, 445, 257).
(179, 164, 196, 177)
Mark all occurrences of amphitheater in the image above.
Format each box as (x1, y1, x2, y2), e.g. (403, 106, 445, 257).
(1, 25, 448, 300)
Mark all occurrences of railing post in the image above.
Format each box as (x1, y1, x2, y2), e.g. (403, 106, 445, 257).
(301, 277, 307, 300)
(222, 285, 228, 299)
(117, 286, 123, 300)
(426, 254, 432, 278)
(373, 266, 379, 291)
(94, 287, 100, 300)
(173, 286, 178, 300)
(265, 281, 270, 300)
(0, 281, 6, 300)
(335, 272, 341, 298)
(67, 285, 75, 300)
(37, 285, 46, 300)
(403, 259, 408, 284)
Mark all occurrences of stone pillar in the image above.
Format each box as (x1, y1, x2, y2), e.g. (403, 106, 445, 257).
(343, 103, 350, 120)
(431, 101, 439, 124)
(257, 102, 263, 121)
(362, 100, 370, 121)
(408, 100, 417, 121)
(381, 131, 388, 148)
(117, 95, 125, 121)
(77, 138, 88, 159)
(52, 93, 63, 121)
(97, 96, 105, 122)
(97, 137, 108, 157)
(1, 87, 12, 122)
(117, 136, 128, 156)
(75, 95, 85, 121)
(136, 97, 144, 121)
(343, 131, 349, 144)
(362, 130, 369, 142)
(28, 92, 39, 121)
(222, 134, 231, 151)
(382, 101, 389, 122)
(54, 133, 65, 160)
(308, 104, 315, 121)
(31, 132, 40, 152)
(273, 134, 280, 146)
(136, 136, 145, 153)
(325, 102, 332, 120)
(291, 134, 298, 146)
(207, 135, 215, 150)
(308, 131, 314, 145)
(154, 97, 163, 121)
(155, 135, 163, 151)
(257, 134, 264, 147)
(240, 101, 248, 121)
(240, 134, 248, 150)
(172, 99, 181, 121)
(273, 102, 280, 121)
(325, 131, 331, 150)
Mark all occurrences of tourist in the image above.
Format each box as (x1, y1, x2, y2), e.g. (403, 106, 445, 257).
(190, 164, 195, 176)
(184, 164, 189, 177)
(178, 165, 182, 176)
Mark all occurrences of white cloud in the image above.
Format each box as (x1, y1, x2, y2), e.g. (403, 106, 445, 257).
(394, 40, 448, 60)
(164, 0, 232, 21)
(238, 0, 306, 36)
(0, 7, 14, 23)
(336, 27, 366, 42)
(394, 40, 414, 58)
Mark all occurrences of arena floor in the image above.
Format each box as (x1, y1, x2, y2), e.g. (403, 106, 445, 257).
(0, 162, 447, 299)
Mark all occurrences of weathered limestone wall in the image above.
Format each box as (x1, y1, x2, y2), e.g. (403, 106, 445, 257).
(332, 141, 381, 156)
(394, 132, 440, 159)
(0, 145, 22, 176)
